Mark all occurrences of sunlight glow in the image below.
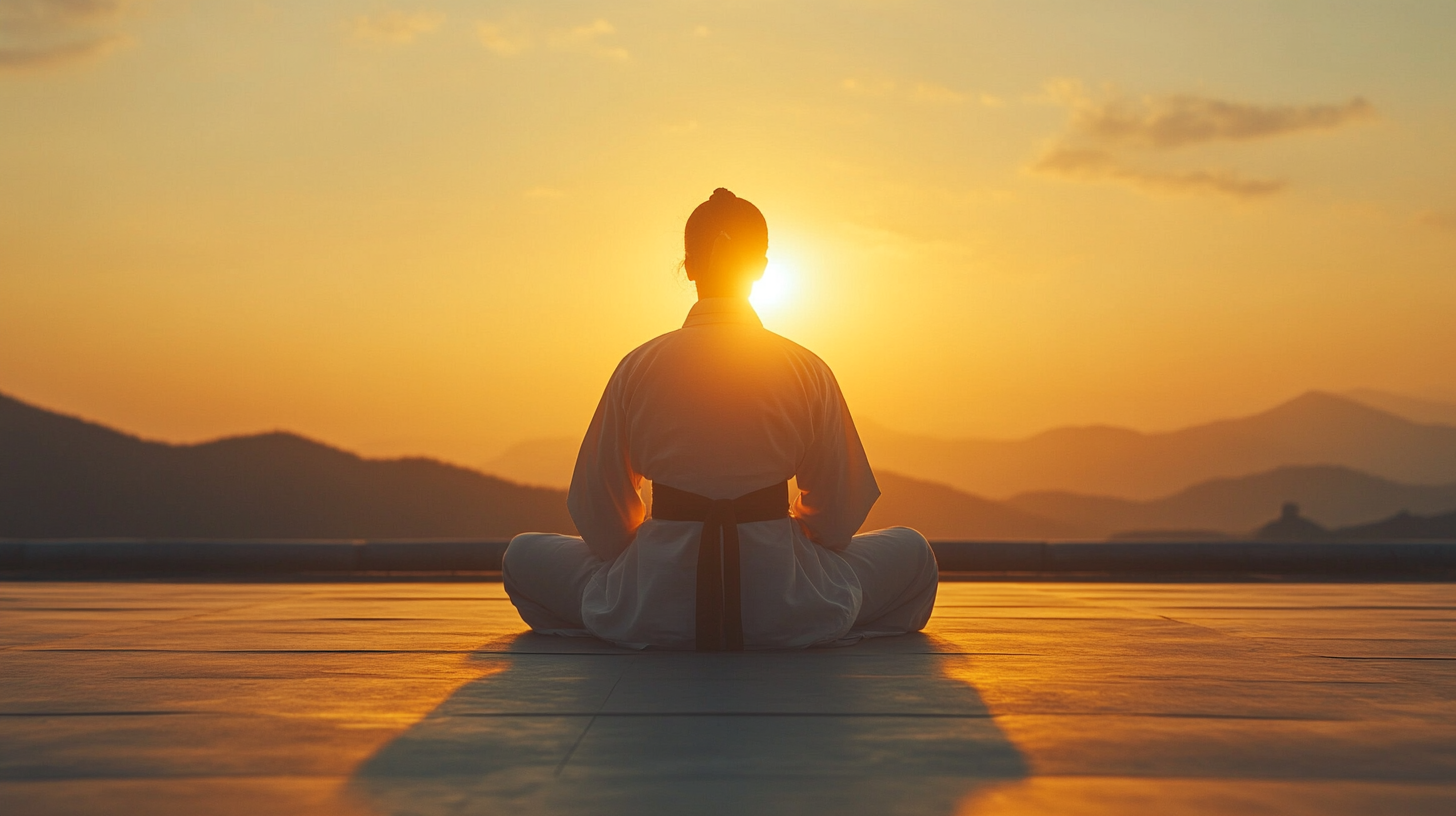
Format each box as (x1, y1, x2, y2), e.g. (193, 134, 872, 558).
(750, 259, 795, 312)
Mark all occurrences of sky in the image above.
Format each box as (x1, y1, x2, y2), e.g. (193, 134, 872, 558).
(2, 0, 1455, 469)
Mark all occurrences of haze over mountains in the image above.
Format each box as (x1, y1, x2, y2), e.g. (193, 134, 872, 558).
(855, 471, 1070, 540)
(480, 390, 1456, 539)
(1008, 466, 1456, 539)
(857, 391, 1456, 500)
(487, 391, 1456, 499)
(1343, 388, 1456, 428)
(487, 437, 579, 490)
(6, 387, 1456, 541)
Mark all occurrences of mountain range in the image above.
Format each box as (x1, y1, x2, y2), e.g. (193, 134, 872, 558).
(482, 389, 1456, 538)
(862, 471, 1077, 540)
(856, 391, 1456, 500)
(0, 392, 575, 539)
(486, 391, 1456, 500)
(1343, 388, 1456, 428)
(1006, 465, 1456, 538)
(7, 388, 1456, 541)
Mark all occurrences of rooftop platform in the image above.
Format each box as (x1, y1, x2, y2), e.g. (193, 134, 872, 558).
(6, 538, 1456, 579)
(3, 580, 1455, 815)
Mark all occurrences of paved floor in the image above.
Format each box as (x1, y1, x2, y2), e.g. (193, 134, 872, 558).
(1, 581, 1454, 815)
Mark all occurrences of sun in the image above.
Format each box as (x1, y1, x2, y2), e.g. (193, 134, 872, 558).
(750, 258, 795, 312)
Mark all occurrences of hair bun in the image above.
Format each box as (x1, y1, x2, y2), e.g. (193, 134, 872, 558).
(710, 187, 736, 202)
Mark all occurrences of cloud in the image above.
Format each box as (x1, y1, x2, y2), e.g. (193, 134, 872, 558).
(1033, 80, 1376, 198)
(0, 0, 135, 72)
(477, 17, 627, 61)
(841, 77, 895, 97)
(1057, 85, 1375, 150)
(837, 221, 972, 262)
(1034, 147, 1284, 198)
(477, 21, 530, 56)
(524, 186, 565, 199)
(843, 77, 1001, 107)
(351, 10, 444, 45)
(1, 0, 127, 25)
(0, 30, 124, 69)
(549, 19, 627, 61)
(910, 82, 965, 105)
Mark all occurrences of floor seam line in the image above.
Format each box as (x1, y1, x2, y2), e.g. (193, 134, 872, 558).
(555, 661, 626, 776)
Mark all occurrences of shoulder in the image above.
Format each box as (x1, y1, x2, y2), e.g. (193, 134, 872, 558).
(605, 329, 682, 385)
(621, 328, 682, 365)
(764, 329, 836, 377)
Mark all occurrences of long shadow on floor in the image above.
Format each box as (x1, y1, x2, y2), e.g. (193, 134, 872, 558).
(350, 633, 1027, 816)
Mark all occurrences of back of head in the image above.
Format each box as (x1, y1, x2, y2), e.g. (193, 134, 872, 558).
(684, 188, 768, 286)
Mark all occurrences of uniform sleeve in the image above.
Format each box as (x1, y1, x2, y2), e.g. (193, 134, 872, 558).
(566, 363, 646, 561)
(791, 362, 880, 551)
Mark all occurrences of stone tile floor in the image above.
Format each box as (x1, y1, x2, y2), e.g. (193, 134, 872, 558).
(1, 581, 1454, 815)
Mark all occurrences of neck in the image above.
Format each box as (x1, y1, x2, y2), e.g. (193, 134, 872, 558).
(694, 281, 754, 300)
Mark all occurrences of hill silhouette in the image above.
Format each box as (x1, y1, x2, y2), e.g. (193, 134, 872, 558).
(865, 471, 1073, 540)
(0, 392, 575, 539)
(858, 391, 1456, 500)
(487, 391, 1456, 499)
(1343, 388, 1456, 428)
(1008, 465, 1456, 539)
(11, 388, 1456, 542)
(1337, 509, 1456, 540)
(486, 436, 578, 489)
(1254, 503, 1331, 541)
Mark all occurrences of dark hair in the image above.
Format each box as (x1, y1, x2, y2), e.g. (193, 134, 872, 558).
(684, 188, 768, 272)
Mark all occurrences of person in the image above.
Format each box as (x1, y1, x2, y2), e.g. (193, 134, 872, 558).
(503, 188, 937, 650)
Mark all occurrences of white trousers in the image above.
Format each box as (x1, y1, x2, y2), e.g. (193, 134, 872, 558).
(503, 526, 938, 647)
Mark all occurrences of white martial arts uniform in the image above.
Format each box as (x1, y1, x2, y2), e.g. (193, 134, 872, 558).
(503, 297, 938, 649)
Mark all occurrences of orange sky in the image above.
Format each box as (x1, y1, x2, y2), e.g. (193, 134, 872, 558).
(2, 1, 1455, 470)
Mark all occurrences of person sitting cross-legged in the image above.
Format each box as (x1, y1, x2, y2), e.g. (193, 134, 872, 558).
(503, 188, 938, 650)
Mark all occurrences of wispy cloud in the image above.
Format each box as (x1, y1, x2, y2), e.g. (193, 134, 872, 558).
(351, 10, 444, 45)
(548, 19, 627, 61)
(1036, 147, 1284, 198)
(477, 17, 628, 61)
(0, 0, 136, 73)
(837, 221, 973, 263)
(910, 82, 965, 105)
(1033, 80, 1376, 199)
(524, 186, 565, 200)
(477, 21, 529, 56)
(841, 77, 895, 97)
(1051, 82, 1374, 149)
(843, 77, 999, 107)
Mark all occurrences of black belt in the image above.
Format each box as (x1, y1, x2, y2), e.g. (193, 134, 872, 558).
(651, 481, 789, 651)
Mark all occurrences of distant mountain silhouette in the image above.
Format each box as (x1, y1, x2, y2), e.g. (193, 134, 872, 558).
(1343, 388, 1456, 428)
(1238, 503, 1456, 541)
(864, 471, 1073, 540)
(859, 391, 1456, 499)
(1107, 529, 1233, 542)
(1336, 509, 1456, 541)
(12, 386, 1456, 542)
(1008, 465, 1456, 539)
(486, 436, 578, 489)
(487, 391, 1456, 500)
(1254, 502, 1331, 541)
(0, 392, 575, 539)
